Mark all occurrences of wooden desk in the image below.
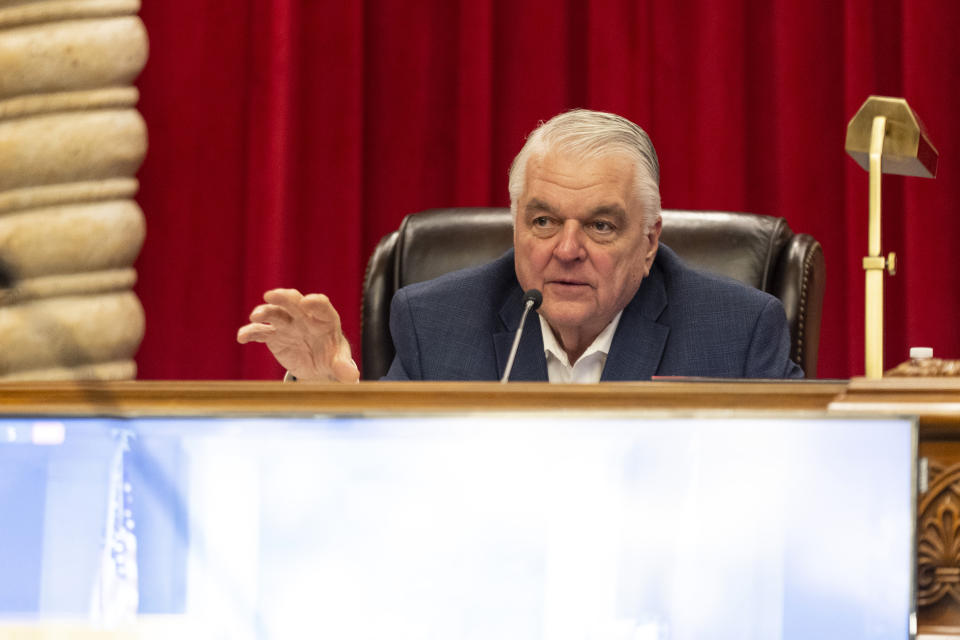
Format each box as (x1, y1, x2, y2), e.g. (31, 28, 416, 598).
(0, 379, 846, 415)
(828, 378, 960, 635)
(3, 378, 960, 635)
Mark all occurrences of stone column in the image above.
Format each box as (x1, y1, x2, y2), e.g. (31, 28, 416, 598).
(0, 0, 148, 380)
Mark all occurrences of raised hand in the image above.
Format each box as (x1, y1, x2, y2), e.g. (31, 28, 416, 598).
(237, 288, 360, 382)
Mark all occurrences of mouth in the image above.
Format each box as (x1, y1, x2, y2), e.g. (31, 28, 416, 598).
(545, 279, 592, 292)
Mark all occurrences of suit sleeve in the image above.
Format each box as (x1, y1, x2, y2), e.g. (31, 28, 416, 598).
(381, 288, 421, 381)
(744, 297, 804, 379)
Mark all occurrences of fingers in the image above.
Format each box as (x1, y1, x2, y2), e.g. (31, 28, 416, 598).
(300, 293, 338, 323)
(249, 303, 293, 325)
(237, 322, 275, 344)
(263, 287, 303, 299)
(257, 289, 301, 322)
(239, 289, 343, 356)
(330, 353, 360, 383)
(262, 288, 304, 310)
(263, 289, 339, 326)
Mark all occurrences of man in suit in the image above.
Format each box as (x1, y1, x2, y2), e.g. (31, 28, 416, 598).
(238, 109, 802, 381)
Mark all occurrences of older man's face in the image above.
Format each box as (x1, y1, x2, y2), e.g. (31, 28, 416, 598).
(513, 150, 661, 349)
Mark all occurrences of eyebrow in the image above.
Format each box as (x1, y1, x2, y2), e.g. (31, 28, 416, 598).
(525, 200, 626, 216)
(523, 199, 630, 225)
(588, 204, 627, 223)
(524, 198, 555, 215)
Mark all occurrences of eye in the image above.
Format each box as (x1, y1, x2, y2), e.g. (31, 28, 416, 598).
(532, 216, 552, 228)
(590, 220, 615, 233)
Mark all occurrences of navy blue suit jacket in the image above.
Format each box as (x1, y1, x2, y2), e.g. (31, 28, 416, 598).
(384, 245, 803, 381)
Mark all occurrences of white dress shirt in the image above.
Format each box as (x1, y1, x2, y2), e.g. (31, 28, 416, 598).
(539, 311, 623, 383)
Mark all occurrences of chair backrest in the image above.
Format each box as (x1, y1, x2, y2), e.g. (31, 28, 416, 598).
(361, 208, 825, 379)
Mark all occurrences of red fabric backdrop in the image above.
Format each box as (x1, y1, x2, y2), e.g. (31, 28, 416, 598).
(134, 0, 960, 380)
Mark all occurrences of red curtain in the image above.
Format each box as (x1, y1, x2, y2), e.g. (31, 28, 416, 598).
(134, 0, 960, 380)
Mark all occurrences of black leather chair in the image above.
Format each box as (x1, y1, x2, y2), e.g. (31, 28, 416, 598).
(362, 208, 825, 380)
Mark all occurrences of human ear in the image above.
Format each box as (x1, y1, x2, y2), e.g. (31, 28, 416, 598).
(644, 216, 662, 269)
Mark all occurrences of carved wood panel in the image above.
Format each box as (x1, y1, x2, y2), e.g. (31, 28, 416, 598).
(918, 441, 960, 633)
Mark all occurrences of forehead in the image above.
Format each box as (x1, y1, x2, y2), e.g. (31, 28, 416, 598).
(522, 150, 636, 205)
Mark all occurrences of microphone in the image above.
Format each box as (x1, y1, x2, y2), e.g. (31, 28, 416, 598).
(500, 289, 543, 383)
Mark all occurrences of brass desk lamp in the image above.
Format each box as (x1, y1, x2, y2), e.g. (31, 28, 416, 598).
(845, 96, 938, 378)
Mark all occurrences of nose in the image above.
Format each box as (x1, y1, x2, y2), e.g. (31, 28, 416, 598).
(553, 220, 587, 262)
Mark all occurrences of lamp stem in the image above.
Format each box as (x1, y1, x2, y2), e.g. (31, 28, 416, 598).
(865, 115, 886, 379)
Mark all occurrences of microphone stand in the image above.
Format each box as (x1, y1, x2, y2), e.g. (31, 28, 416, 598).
(500, 289, 542, 383)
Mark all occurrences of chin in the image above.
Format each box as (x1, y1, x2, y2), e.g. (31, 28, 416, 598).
(541, 305, 591, 330)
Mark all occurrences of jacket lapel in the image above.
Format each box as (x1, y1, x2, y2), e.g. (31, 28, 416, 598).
(491, 256, 669, 382)
(601, 264, 670, 381)
(494, 287, 548, 381)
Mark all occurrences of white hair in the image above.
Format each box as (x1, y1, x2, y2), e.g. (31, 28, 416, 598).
(508, 109, 662, 230)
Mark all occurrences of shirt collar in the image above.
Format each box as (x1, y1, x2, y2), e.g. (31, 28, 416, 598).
(538, 311, 624, 369)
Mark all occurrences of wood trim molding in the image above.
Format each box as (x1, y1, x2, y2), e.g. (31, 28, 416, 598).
(0, 379, 847, 416)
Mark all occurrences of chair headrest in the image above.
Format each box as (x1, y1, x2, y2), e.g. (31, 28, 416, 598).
(393, 208, 794, 292)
